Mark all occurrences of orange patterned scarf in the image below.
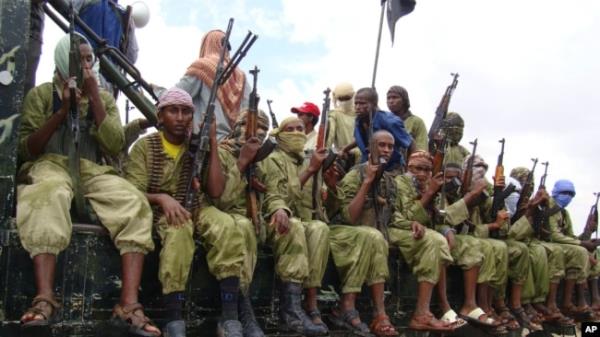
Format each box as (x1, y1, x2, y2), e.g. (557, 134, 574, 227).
(185, 30, 246, 128)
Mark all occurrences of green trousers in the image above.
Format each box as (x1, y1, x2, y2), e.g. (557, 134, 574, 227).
(478, 238, 508, 289)
(522, 241, 550, 304)
(495, 239, 529, 299)
(330, 225, 389, 293)
(267, 217, 329, 288)
(389, 228, 452, 284)
(156, 206, 253, 294)
(589, 250, 600, 279)
(450, 234, 484, 271)
(17, 160, 154, 258)
(540, 241, 588, 283)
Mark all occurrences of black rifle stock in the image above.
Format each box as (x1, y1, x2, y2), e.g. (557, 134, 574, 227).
(428, 73, 459, 153)
(533, 161, 550, 239)
(511, 158, 538, 223)
(460, 138, 478, 196)
(266, 99, 278, 129)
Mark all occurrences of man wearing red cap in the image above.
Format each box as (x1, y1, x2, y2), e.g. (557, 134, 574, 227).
(291, 102, 320, 151)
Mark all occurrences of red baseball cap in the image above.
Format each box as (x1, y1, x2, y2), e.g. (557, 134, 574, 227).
(291, 102, 320, 117)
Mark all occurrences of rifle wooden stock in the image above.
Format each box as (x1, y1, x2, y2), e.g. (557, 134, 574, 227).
(312, 88, 331, 221)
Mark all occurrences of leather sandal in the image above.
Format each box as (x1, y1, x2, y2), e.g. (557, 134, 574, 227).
(494, 307, 520, 330)
(369, 313, 399, 337)
(408, 312, 455, 333)
(329, 308, 373, 337)
(112, 303, 161, 337)
(21, 295, 60, 327)
(511, 307, 542, 331)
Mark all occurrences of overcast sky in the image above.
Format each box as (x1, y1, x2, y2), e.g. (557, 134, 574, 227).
(37, 0, 600, 233)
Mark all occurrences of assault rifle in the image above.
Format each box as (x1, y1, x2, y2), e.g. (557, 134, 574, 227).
(311, 88, 332, 221)
(532, 161, 550, 239)
(511, 158, 538, 223)
(580, 193, 600, 241)
(460, 139, 478, 196)
(68, 2, 86, 219)
(368, 108, 389, 240)
(245, 66, 261, 234)
(489, 139, 516, 238)
(266, 99, 278, 129)
(428, 73, 459, 153)
(183, 18, 234, 211)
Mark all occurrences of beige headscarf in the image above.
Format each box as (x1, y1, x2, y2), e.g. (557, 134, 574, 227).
(185, 30, 246, 128)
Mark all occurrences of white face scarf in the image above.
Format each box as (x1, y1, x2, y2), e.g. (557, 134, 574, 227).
(54, 32, 99, 86)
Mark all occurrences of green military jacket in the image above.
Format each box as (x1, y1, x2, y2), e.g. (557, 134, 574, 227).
(334, 164, 397, 228)
(257, 148, 299, 219)
(18, 81, 124, 177)
(392, 174, 470, 234)
(205, 147, 248, 216)
(403, 114, 428, 151)
(125, 132, 187, 196)
(326, 108, 355, 150)
(444, 144, 470, 167)
(547, 198, 580, 245)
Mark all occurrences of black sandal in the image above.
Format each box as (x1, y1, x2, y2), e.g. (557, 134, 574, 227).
(511, 307, 543, 331)
(329, 308, 373, 337)
(307, 308, 329, 330)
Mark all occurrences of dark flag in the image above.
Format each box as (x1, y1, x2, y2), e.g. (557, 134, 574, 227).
(385, 0, 416, 44)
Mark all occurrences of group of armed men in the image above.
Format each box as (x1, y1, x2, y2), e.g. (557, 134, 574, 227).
(15, 26, 600, 337)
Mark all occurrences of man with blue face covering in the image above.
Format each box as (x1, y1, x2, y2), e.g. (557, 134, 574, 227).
(544, 180, 600, 320)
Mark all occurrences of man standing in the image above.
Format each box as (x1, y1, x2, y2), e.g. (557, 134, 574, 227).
(326, 82, 356, 151)
(440, 112, 469, 167)
(17, 33, 158, 336)
(177, 30, 249, 140)
(291, 101, 320, 151)
(345, 87, 414, 173)
(257, 117, 330, 337)
(386, 86, 428, 151)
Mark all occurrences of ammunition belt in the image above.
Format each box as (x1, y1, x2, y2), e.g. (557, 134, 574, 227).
(147, 133, 167, 225)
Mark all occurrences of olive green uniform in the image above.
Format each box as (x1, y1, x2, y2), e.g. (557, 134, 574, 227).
(394, 176, 487, 279)
(403, 114, 428, 151)
(125, 134, 251, 294)
(508, 215, 553, 304)
(258, 149, 330, 288)
(542, 199, 589, 284)
(328, 164, 391, 293)
(470, 191, 527, 295)
(17, 82, 154, 258)
(326, 108, 355, 151)
(391, 175, 454, 284)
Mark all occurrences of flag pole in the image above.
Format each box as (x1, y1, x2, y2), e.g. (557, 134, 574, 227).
(371, 0, 386, 88)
